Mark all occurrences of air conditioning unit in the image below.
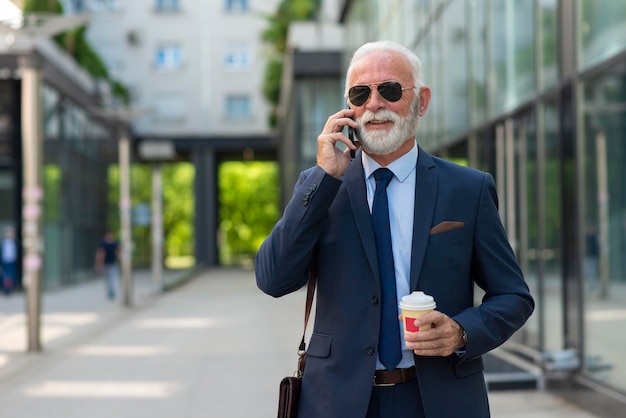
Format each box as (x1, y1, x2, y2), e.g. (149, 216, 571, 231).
(127, 30, 141, 46)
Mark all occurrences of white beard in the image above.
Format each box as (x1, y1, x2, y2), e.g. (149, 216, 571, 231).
(356, 102, 421, 156)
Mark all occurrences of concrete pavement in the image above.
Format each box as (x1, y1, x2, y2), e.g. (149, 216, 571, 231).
(0, 268, 604, 417)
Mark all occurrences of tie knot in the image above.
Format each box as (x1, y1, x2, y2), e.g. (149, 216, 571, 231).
(373, 168, 394, 189)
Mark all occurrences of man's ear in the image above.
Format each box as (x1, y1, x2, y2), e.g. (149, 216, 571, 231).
(418, 87, 432, 116)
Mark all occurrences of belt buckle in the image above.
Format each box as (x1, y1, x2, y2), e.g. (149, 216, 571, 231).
(373, 376, 396, 387)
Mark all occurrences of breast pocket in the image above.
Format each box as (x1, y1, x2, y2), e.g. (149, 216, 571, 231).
(307, 333, 332, 358)
(428, 227, 469, 247)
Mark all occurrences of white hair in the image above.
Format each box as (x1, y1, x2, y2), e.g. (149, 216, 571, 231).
(344, 40, 425, 99)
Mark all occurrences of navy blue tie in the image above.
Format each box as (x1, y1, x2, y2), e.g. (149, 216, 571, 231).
(372, 168, 402, 370)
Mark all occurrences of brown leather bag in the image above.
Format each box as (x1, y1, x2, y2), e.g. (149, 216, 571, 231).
(277, 266, 316, 418)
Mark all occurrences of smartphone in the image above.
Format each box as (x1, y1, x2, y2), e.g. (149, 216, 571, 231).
(348, 125, 356, 159)
(347, 107, 357, 159)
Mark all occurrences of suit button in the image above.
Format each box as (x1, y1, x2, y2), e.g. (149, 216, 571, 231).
(366, 346, 375, 356)
(371, 296, 379, 305)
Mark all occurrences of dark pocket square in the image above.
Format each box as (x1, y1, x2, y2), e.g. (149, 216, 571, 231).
(429, 221, 465, 235)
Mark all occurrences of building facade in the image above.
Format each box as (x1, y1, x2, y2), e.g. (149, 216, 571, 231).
(278, 0, 626, 414)
(81, 0, 280, 266)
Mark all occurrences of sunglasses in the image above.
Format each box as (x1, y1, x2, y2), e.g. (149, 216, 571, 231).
(348, 81, 413, 106)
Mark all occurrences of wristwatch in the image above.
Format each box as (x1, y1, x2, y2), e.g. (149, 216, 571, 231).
(461, 329, 468, 347)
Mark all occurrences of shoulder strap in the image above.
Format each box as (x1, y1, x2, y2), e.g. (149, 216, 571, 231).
(295, 260, 316, 377)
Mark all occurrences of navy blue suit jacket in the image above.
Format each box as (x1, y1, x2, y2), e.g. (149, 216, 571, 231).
(256, 147, 534, 418)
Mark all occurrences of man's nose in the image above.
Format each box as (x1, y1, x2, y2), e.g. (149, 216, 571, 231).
(365, 87, 386, 110)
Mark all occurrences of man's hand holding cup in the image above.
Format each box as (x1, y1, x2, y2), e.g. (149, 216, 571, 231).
(401, 291, 466, 357)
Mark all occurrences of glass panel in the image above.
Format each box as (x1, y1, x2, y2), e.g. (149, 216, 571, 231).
(43, 84, 60, 140)
(90, 0, 123, 13)
(155, 45, 183, 70)
(579, 0, 626, 69)
(224, 42, 251, 71)
(343, 0, 369, 57)
(542, 101, 563, 353)
(41, 84, 115, 288)
(520, 110, 541, 350)
(225, 0, 248, 14)
(296, 78, 343, 170)
(0, 80, 17, 167)
(489, 0, 536, 115)
(582, 61, 626, 392)
(225, 95, 250, 120)
(420, 26, 441, 152)
(538, 0, 558, 89)
(0, 170, 15, 220)
(468, 0, 487, 126)
(155, 0, 180, 12)
(441, 0, 468, 140)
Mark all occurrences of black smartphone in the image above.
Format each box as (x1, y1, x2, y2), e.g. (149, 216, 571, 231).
(348, 125, 356, 159)
(347, 107, 357, 159)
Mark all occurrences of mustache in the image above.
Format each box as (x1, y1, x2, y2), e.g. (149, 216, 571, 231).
(357, 109, 401, 126)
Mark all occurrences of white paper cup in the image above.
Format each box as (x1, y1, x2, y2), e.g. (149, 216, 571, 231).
(399, 291, 436, 333)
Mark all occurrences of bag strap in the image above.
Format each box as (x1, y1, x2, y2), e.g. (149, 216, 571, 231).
(295, 260, 316, 377)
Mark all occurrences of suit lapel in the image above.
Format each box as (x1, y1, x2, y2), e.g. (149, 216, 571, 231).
(409, 147, 438, 291)
(346, 151, 380, 285)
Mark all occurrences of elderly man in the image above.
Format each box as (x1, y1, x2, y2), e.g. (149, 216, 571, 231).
(256, 40, 534, 418)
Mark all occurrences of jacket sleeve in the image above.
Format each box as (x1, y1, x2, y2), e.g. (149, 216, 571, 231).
(453, 173, 535, 362)
(255, 166, 342, 297)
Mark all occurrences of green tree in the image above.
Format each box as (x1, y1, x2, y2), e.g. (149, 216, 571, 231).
(218, 161, 279, 266)
(162, 163, 195, 261)
(23, 0, 61, 13)
(23, 0, 130, 104)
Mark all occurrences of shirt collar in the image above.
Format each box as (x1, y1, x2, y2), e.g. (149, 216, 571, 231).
(362, 140, 418, 183)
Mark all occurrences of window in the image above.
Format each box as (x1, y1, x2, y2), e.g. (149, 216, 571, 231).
(225, 0, 248, 14)
(90, 0, 123, 12)
(155, 45, 183, 70)
(225, 95, 251, 119)
(70, 0, 86, 12)
(224, 43, 251, 71)
(155, 0, 180, 13)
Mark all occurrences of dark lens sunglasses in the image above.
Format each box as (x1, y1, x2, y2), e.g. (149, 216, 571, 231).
(348, 81, 413, 106)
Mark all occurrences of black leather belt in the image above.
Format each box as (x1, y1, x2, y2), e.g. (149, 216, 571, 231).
(373, 366, 416, 386)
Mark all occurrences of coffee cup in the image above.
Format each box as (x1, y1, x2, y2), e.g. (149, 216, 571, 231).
(399, 291, 436, 333)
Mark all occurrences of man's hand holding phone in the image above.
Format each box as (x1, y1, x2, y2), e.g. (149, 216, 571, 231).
(317, 108, 359, 179)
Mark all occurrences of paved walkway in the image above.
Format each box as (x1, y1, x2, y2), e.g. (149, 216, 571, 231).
(0, 268, 604, 417)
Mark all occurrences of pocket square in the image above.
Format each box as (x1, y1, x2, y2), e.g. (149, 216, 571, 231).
(429, 221, 465, 235)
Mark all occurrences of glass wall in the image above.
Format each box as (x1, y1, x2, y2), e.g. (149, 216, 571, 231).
(581, 60, 626, 391)
(42, 83, 116, 288)
(0, 80, 20, 287)
(340, 0, 626, 399)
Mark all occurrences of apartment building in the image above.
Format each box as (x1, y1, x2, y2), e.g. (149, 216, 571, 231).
(69, 0, 280, 264)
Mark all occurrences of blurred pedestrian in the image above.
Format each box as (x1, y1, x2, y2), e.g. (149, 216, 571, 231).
(95, 231, 120, 300)
(0, 227, 17, 295)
